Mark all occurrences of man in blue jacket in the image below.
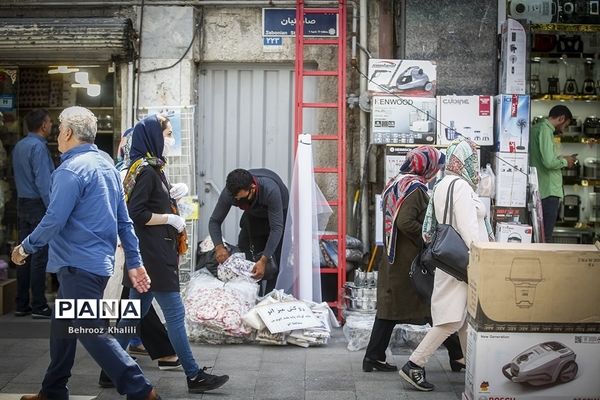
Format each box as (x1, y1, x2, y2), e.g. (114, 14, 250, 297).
(12, 106, 161, 400)
(12, 109, 54, 318)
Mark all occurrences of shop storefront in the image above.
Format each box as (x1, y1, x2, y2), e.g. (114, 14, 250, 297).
(0, 16, 135, 254)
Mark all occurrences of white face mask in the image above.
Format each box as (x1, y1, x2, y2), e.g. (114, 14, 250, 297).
(163, 136, 175, 157)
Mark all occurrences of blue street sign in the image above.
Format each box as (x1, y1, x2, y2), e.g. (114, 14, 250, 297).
(262, 8, 338, 37)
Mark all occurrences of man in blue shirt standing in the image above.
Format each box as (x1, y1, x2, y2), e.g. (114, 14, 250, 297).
(11, 106, 161, 400)
(12, 109, 54, 318)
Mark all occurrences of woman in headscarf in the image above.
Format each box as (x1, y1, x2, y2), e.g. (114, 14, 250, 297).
(399, 137, 494, 392)
(363, 146, 461, 372)
(109, 114, 229, 394)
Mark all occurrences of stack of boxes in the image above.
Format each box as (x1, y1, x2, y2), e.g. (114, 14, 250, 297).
(464, 242, 600, 399)
(493, 18, 533, 240)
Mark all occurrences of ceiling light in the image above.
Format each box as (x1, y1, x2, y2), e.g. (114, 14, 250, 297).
(75, 72, 89, 84)
(86, 84, 101, 97)
(71, 83, 87, 88)
(48, 66, 79, 74)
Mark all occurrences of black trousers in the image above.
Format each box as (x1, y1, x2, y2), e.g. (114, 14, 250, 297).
(238, 213, 285, 295)
(365, 317, 463, 362)
(120, 287, 175, 360)
(542, 196, 561, 243)
(16, 198, 49, 313)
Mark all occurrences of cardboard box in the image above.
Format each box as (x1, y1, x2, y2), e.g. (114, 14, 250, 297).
(494, 152, 528, 207)
(468, 242, 600, 332)
(499, 18, 527, 95)
(368, 59, 436, 97)
(0, 278, 16, 315)
(493, 206, 527, 225)
(436, 95, 494, 146)
(494, 94, 531, 153)
(464, 326, 600, 400)
(371, 96, 436, 144)
(496, 222, 533, 244)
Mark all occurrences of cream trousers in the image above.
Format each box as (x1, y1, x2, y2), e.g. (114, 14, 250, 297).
(409, 320, 467, 368)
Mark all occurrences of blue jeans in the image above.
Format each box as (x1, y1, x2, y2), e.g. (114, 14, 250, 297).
(117, 289, 200, 378)
(17, 198, 49, 312)
(41, 267, 152, 400)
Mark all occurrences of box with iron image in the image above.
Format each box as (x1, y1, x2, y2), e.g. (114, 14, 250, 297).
(494, 94, 530, 153)
(467, 242, 600, 333)
(371, 96, 436, 144)
(436, 95, 494, 146)
(464, 326, 600, 400)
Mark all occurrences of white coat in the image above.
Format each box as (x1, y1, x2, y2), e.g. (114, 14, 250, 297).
(429, 175, 489, 326)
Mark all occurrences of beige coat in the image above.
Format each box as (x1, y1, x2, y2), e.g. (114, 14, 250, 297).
(430, 175, 489, 326)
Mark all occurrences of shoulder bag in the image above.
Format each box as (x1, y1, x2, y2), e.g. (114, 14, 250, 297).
(409, 247, 435, 304)
(421, 178, 470, 282)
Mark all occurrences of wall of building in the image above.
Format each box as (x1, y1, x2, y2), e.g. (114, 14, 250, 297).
(401, 0, 498, 95)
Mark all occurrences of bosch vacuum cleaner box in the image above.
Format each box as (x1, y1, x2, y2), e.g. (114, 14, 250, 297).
(468, 242, 600, 331)
(436, 95, 494, 146)
(371, 96, 436, 144)
(368, 59, 436, 97)
(464, 327, 600, 400)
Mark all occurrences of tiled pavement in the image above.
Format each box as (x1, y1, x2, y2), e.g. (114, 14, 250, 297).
(0, 314, 464, 400)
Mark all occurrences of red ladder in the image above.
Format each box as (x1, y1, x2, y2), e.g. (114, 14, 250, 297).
(293, 0, 347, 317)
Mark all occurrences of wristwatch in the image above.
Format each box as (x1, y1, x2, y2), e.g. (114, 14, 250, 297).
(17, 245, 28, 257)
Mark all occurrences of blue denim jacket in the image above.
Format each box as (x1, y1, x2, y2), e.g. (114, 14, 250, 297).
(22, 144, 142, 276)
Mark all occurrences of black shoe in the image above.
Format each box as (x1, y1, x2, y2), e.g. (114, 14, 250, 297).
(158, 358, 182, 370)
(450, 359, 466, 372)
(32, 306, 52, 319)
(98, 370, 114, 388)
(362, 357, 398, 372)
(399, 361, 434, 392)
(15, 308, 32, 317)
(187, 370, 229, 393)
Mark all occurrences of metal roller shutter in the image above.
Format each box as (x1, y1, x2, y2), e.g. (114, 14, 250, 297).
(0, 18, 135, 62)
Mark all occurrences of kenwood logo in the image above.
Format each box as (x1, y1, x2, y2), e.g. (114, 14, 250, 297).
(442, 98, 470, 105)
(375, 98, 413, 106)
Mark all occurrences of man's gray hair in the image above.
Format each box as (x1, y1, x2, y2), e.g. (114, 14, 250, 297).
(59, 106, 97, 143)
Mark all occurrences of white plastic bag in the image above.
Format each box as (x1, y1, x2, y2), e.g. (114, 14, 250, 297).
(477, 163, 496, 198)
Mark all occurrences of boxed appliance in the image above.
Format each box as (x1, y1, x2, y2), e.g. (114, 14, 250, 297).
(494, 94, 531, 153)
(494, 152, 528, 207)
(492, 206, 527, 225)
(464, 327, 600, 400)
(371, 96, 436, 144)
(496, 222, 533, 244)
(384, 145, 410, 184)
(436, 95, 494, 146)
(467, 242, 600, 331)
(499, 18, 527, 95)
(368, 59, 436, 97)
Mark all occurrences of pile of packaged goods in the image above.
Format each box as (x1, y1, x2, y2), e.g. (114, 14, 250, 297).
(183, 254, 338, 347)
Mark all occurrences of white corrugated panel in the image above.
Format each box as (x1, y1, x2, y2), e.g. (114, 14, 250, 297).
(196, 63, 316, 245)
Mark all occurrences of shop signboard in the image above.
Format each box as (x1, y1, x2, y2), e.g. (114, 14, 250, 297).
(262, 8, 338, 37)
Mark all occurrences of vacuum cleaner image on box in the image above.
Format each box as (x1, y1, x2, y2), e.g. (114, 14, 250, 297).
(502, 341, 578, 387)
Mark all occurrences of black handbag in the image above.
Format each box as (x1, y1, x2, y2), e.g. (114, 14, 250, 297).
(409, 248, 435, 304)
(421, 178, 469, 282)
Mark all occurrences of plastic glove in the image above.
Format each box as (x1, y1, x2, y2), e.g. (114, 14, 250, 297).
(169, 182, 189, 200)
(166, 214, 186, 232)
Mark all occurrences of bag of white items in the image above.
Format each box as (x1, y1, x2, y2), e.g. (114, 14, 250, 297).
(183, 269, 259, 344)
(217, 252, 258, 282)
